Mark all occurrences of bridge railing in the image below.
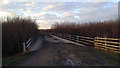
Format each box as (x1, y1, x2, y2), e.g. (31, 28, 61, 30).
(94, 36, 119, 53)
(52, 33, 94, 46)
(51, 32, 120, 54)
(23, 37, 33, 54)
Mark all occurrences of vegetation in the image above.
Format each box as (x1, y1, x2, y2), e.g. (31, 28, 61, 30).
(2, 16, 39, 57)
(51, 19, 118, 38)
(2, 53, 27, 66)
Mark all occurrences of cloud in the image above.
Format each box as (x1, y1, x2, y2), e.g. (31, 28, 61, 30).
(61, 12, 73, 18)
(0, 9, 13, 17)
(0, 2, 118, 29)
(0, 0, 10, 7)
(42, 5, 54, 11)
(25, 2, 35, 7)
(36, 19, 55, 29)
(39, 12, 46, 15)
(2, 0, 10, 5)
(18, 8, 24, 11)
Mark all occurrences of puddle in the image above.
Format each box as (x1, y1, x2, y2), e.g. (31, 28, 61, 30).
(31, 38, 42, 51)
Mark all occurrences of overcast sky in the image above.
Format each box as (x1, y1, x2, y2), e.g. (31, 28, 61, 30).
(0, 0, 119, 29)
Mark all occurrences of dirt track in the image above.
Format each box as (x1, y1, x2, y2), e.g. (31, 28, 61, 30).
(15, 35, 118, 66)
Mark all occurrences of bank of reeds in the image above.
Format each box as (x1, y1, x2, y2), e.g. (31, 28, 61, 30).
(51, 19, 118, 38)
(2, 16, 39, 57)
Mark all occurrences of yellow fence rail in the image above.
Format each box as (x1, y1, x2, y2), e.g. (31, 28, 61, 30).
(94, 36, 119, 54)
(52, 33, 120, 54)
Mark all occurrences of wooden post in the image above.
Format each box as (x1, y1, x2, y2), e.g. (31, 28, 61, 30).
(94, 36, 98, 48)
(94, 37, 96, 48)
(104, 37, 107, 51)
(97, 36, 98, 48)
(69, 35, 71, 41)
(60, 33, 61, 37)
(94, 37, 95, 47)
(77, 36, 79, 43)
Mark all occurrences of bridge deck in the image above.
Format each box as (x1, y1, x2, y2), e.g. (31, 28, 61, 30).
(14, 35, 118, 66)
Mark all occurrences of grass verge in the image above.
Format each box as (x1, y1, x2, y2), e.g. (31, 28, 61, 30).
(2, 53, 29, 66)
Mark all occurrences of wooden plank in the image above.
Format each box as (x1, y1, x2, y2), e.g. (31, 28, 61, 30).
(95, 40, 105, 42)
(106, 41, 119, 45)
(97, 37, 119, 40)
(107, 44, 119, 48)
(71, 40, 77, 42)
(97, 43, 105, 45)
(113, 51, 120, 53)
(96, 37, 119, 40)
(78, 40, 91, 45)
(95, 40, 119, 45)
(95, 37, 105, 39)
(96, 44, 105, 47)
(106, 38, 119, 40)
(85, 40, 94, 43)
(96, 43, 119, 48)
(109, 47, 119, 51)
(79, 39, 94, 43)
(79, 36, 94, 39)
(94, 45, 120, 54)
(96, 42, 119, 48)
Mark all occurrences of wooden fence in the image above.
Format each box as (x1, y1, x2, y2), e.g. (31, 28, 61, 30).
(51, 33, 120, 54)
(94, 36, 119, 53)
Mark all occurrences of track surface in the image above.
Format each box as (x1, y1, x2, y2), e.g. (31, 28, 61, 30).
(15, 35, 118, 66)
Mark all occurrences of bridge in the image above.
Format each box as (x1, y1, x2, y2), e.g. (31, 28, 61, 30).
(7, 33, 118, 66)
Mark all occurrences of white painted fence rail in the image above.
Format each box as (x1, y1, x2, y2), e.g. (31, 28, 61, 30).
(51, 33, 94, 46)
(23, 37, 33, 54)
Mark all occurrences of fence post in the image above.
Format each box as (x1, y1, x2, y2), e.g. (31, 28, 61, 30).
(94, 37, 96, 48)
(60, 33, 61, 37)
(94, 36, 98, 48)
(69, 35, 71, 41)
(77, 36, 79, 43)
(23, 42, 26, 54)
(104, 37, 107, 50)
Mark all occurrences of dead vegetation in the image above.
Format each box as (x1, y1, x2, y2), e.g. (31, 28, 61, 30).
(51, 19, 118, 38)
(2, 16, 39, 57)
